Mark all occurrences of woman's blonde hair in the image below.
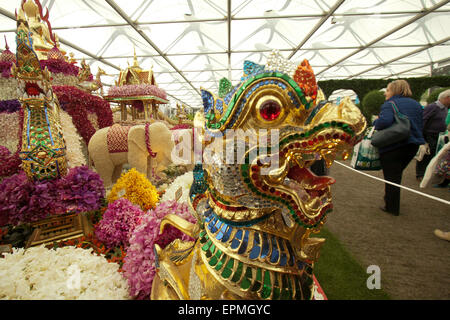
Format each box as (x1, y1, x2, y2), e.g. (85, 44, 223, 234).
(387, 80, 412, 97)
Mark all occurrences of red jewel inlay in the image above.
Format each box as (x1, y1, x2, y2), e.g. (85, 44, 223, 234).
(260, 100, 281, 120)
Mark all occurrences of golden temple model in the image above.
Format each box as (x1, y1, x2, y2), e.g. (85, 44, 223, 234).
(12, 10, 68, 180)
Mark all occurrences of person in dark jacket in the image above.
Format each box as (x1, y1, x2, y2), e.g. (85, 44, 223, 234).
(416, 89, 450, 181)
(373, 80, 425, 215)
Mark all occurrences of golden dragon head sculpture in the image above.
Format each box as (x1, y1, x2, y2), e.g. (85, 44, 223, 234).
(152, 51, 366, 300)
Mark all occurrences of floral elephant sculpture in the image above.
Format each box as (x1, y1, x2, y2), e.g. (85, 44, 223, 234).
(88, 122, 174, 188)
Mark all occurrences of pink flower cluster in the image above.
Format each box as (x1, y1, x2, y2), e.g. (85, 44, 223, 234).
(39, 59, 82, 78)
(94, 198, 147, 249)
(0, 166, 105, 226)
(122, 200, 196, 299)
(107, 84, 167, 100)
(0, 61, 14, 78)
(0, 146, 22, 178)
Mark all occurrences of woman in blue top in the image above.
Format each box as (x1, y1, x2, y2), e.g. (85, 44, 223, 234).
(373, 80, 425, 215)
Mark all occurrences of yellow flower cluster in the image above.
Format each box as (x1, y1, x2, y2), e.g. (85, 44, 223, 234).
(108, 168, 159, 211)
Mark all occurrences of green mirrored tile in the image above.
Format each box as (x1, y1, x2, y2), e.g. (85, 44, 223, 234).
(240, 278, 251, 290)
(256, 268, 262, 281)
(215, 255, 227, 271)
(201, 240, 212, 251)
(221, 267, 232, 279)
(231, 262, 244, 283)
(208, 256, 218, 266)
(261, 285, 271, 299)
(273, 287, 280, 300)
(251, 281, 261, 292)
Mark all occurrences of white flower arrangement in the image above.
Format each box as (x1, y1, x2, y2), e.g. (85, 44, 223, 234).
(87, 112, 99, 131)
(0, 245, 130, 300)
(50, 73, 79, 87)
(0, 78, 19, 101)
(0, 111, 20, 153)
(60, 110, 87, 168)
(161, 171, 193, 204)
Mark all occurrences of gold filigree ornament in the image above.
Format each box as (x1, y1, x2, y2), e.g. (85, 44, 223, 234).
(12, 15, 67, 180)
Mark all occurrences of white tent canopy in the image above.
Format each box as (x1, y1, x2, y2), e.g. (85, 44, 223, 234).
(0, 0, 449, 109)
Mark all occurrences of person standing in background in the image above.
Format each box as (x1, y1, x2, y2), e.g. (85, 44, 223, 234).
(373, 80, 425, 215)
(416, 89, 450, 181)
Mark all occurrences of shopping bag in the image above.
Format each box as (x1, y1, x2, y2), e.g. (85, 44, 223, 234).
(351, 127, 382, 170)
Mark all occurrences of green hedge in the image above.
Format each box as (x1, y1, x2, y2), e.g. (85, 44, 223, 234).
(427, 87, 450, 104)
(361, 90, 385, 121)
(318, 76, 450, 103)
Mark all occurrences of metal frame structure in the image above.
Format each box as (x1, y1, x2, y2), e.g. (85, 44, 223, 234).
(0, 0, 449, 108)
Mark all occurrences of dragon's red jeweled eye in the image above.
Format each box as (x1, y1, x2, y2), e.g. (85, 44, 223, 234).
(259, 100, 281, 120)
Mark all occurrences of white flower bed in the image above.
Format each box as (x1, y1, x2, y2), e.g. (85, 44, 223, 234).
(161, 171, 193, 204)
(0, 246, 130, 300)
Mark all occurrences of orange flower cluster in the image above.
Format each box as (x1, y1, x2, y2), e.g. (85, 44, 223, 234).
(293, 59, 318, 101)
(47, 233, 127, 270)
(107, 168, 159, 211)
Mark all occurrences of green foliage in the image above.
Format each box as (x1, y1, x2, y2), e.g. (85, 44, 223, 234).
(318, 76, 450, 104)
(362, 90, 385, 120)
(426, 87, 450, 104)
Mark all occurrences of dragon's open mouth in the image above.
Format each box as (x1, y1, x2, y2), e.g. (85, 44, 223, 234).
(284, 164, 334, 210)
(19, 80, 51, 101)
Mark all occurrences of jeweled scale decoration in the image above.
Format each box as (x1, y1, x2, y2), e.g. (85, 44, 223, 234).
(13, 13, 67, 180)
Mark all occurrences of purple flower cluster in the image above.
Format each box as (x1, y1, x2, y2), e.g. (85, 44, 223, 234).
(0, 146, 22, 178)
(122, 200, 196, 299)
(39, 59, 81, 78)
(94, 198, 147, 249)
(0, 166, 105, 226)
(107, 84, 167, 100)
(0, 100, 21, 113)
(0, 61, 13, 78)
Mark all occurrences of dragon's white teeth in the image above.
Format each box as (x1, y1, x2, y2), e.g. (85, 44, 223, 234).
(23, 92, 29, 99)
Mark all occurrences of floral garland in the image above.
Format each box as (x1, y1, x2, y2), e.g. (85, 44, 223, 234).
(0, 61, 13, 79)
(59, 110, 86, 168)
(122, 200, 196, 299)
(0, 108, 24, 178)
(39, 59, 84, 78)
(0, 245, 130, 300)
(145, 123, 157, 158)
(107, 168, 159, 211)
(107, 84, 167, 100)
(0, 99, 20, 113)
(0, 78, 19, 101)
(95, 198, 147, 249)
(47, 233, 127, 269)
(160, 171, 193, 204)
(53, 85, 113, 144)
(0, 166, 105, 226)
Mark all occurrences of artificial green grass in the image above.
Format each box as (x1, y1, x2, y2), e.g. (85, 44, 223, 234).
(312, 227, 391, 300)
